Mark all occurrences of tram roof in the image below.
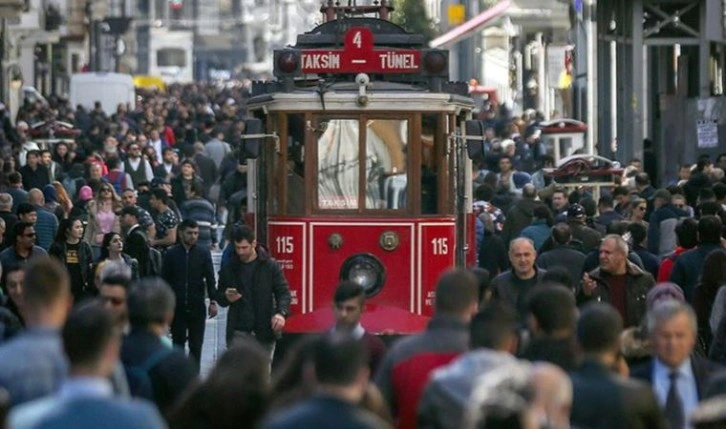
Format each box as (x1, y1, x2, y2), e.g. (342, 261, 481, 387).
(246, 82, 474, 113)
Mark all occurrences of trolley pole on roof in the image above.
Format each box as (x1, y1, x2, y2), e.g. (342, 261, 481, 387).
(585, 0, 597, 156)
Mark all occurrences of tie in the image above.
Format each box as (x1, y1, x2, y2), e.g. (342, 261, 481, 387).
(665, 371, 685, 429)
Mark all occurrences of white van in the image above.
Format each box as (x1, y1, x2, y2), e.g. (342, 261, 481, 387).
(69, 73, 135, 116)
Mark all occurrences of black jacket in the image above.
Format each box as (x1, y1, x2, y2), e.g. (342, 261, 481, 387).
(162, 243, 216, 314)
(536, 245, 586, 290)
(571, 360, 668, 429)
(217, 253, 292, 343)
(125, 225, 151, 277)
(18, 164, 50, 190)
(48, 240, 94, 293)
(631, 356, 723, 401)
(577, 261, 654, 328)
(120, 329, 197, 416)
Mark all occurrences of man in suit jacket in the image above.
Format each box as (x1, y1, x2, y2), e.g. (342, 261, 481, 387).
(120, 206, 152, 277)
(10, 301, 165, 429)
(570, 303, 667, 429)
(631, 301, 723, 429)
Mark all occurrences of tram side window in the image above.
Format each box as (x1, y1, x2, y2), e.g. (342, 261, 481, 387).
(365, 119, 408, 210)
(317, 119, 360, 210)
(286, 114, 305, 215)
(421, 115, 440, 215)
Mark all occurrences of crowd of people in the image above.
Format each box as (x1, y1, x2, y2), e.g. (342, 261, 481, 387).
(0, 85, 723, 429)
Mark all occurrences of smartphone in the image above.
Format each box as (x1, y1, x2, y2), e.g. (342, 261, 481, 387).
(226, 287, 238, 294)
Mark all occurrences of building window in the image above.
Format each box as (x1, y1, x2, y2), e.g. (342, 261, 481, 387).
(157, 48, 186, 67)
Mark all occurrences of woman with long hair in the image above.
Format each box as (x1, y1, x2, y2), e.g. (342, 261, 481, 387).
(49, 217, 94, 302)
(52, 141, 74, 172)
(51, 181, 73, 220)
(83, 182, 122, 258)
(628, 198, 649, 228)
(98, 232, 139, 280)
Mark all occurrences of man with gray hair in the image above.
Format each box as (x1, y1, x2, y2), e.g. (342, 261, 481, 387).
(578, 234, 655, 327)
(632, 301, 723, 429)
(0, 193, 16, 247)
(120, 278, 196, 415)
(491, 238, 547, 322)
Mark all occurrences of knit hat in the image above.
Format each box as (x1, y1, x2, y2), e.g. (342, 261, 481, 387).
(43, 184, 57, 203)
(646, 282, 685, 310)
(78, 185, 93, 202)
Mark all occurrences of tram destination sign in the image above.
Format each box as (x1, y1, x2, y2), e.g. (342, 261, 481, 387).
(300, 27, 421, 74)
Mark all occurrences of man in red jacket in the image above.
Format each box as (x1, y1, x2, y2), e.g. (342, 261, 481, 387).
(375, 269, 478, 429)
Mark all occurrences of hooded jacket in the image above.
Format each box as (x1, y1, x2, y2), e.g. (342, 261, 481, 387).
(501, 198, 542, 245)
(417, 350, 520, 429)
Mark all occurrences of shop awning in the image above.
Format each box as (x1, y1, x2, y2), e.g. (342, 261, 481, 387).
(429, 0, 511, 48)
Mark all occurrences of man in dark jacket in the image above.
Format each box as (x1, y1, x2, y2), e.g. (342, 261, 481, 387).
(120, 278, 196, 416)
(217, 225, 291, 357)
(537, 223, 586, 286)
(578, 234, 655, 328)
(491, 238, 547, 322)
(162, 219, 217, 370)
(566, 204, 602, 253)
(18, 150, 50, 191)
(670, 215, 726, 302)
(120, 206, 153, 277)
(628, 222, 661, 279)
(520, 285, 578, 371)
(648, 189, 688, 258)
(631, 301, 723, 429)
(501, 184, 541, 245)
(262, 334, 389, 429)
(570, 303, 667, 429)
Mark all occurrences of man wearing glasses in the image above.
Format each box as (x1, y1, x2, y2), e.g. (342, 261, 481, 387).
(0, 222, 47, 282)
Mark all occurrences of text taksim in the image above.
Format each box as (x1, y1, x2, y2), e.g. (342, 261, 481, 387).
(302, 52, 341, 70)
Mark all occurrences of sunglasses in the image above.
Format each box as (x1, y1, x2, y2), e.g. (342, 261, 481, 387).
(23, 233, 36, 238)
(637, 206, 646, 211)
(675, 204, 685, 209)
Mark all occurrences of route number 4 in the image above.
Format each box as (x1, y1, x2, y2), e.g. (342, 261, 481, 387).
(431, 237, 449, 255)
(276, 236, 294, 254)
(352, 31, 362, 48)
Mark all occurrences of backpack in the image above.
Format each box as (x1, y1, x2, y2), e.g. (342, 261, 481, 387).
(125, 346, 174, 401)
(147, 247, 163, 276)
(107, 171, 125, 194)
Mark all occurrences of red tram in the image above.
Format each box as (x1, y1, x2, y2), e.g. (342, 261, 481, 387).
(240, 1, 477, 334)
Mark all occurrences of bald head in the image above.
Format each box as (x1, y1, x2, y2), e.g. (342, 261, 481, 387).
(0, 193, 12, 211)
(27, 189, 44, 206)
(529, 363, 572, 429)
(509, 238, 537, 279)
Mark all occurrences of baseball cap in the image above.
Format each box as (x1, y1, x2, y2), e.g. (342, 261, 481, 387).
(567, 204, 586, 219)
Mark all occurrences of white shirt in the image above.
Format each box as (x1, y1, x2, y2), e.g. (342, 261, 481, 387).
(652, 357, 699, 429)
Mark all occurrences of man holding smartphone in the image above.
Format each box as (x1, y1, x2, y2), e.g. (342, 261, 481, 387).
(217, 225, 291, 359)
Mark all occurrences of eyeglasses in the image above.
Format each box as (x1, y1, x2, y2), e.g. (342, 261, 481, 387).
(101, 296, 125, 306)
(23, 233, 36, 238)
(675, 204, 685, 209)
(637, 206, 646, 211)
(101, 188, 112, 193)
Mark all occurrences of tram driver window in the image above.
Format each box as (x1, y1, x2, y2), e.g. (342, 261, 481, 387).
(317, 119, 360, 210)
(286, 114, 305, 215)
(365, 119, 408, 210)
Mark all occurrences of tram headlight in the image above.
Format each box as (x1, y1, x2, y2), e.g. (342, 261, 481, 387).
(340, 254, 385, 298)
(274, 50, 301, 77)
(422, 50, 449, 77)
